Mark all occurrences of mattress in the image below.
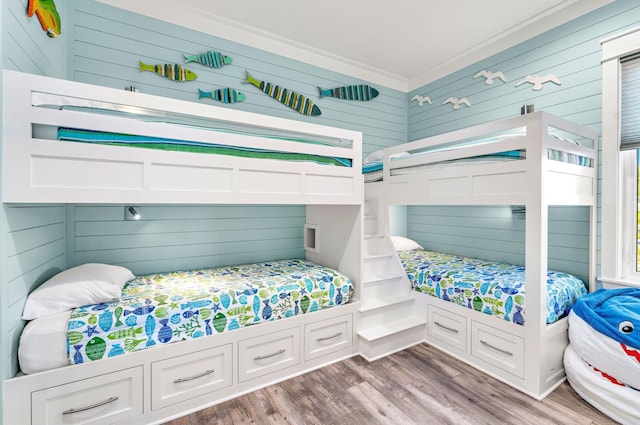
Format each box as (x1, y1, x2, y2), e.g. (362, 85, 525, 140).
(57, 128, 352, 167)
(19, 259, 353, 372)
(399, 249, 587, 324)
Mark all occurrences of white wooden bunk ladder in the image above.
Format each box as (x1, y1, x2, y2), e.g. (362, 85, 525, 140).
(357, 182, 426, 361)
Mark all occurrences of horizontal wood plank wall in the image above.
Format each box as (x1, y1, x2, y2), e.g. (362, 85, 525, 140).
(406, 0, 640, 282)
(4, 0, 66, 77)
(1, 206, 66, 378)
(68, 0, 407, 156)
(407, 206, 590, 284)
(67, 205, 306, 276)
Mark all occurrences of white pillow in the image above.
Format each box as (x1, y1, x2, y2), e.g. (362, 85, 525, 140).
(391, 236, 424, 251)
(22, 263, 135, 320)
(363, 150, 410, 164)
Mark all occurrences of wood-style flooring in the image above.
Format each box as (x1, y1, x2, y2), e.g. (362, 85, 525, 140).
(164, 343, 618, 425)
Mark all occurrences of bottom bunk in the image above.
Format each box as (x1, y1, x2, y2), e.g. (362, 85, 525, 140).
(5, 259, 359, 425)
(390, 237, 589, 399)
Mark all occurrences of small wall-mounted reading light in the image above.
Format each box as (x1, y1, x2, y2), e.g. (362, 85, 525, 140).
(125, 206, 141, 221)
(511, 206, 526, 218)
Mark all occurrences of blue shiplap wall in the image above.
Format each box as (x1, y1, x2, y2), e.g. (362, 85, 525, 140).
(67, 205, 306, 275)
(68, 1, 406, 156)
(1, 0, 68, 400)
(404, 0, 640, 282)
(62, 0, 407, 277)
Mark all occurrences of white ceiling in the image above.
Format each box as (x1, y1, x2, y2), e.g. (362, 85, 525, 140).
(98, 0, 613, 91)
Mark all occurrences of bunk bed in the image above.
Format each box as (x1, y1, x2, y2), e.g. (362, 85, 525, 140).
(1, 70, 363, 425)
(364, 111, 598, 400)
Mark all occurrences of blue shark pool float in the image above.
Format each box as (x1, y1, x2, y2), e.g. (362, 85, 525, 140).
(565, 288, 640, 425)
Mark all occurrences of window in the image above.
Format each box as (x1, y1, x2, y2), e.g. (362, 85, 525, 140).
(601, 27, 640, 287)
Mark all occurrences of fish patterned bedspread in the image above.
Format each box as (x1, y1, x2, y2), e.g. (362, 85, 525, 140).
(67, 259, 353, 365)
(399, 250, 587, 325)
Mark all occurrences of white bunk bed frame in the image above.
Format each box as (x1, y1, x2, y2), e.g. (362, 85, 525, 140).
(366, 111, 598, 400)
(1, 70, 364, 425)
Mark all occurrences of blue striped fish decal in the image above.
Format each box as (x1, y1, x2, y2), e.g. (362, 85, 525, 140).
(245, 71, 321, 116)
(198, 88, 246, 104)
(139, 61, 197, 81)
(318, 84, 379, 101)
(184, 51, 232, 68)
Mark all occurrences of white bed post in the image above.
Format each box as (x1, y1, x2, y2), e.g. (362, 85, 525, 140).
(523, 112, 547, 396)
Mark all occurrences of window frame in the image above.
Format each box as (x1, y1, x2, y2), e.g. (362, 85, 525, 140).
(601, 26, 640, 288)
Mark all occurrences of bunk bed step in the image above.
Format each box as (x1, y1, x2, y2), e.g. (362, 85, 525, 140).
(357, 317, 426, 362)
(359, 295, 415, 312)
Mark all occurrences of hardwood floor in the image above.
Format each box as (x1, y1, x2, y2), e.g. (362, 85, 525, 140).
(164, 343, 618, 425)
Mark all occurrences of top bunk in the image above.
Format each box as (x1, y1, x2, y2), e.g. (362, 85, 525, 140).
(1, 70, 363, 205)
(366, 111, 598, 206)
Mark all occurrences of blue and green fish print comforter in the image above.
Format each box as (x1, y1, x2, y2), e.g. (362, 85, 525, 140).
(67, 259, 353, 365)
(399, 250, 587, 325)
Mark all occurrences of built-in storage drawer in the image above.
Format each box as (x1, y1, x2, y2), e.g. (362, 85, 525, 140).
(31, 367, 143, 425)
(304, 314, 353, 360)
(471, 321, 525, 378)
(151, 344, 233, 410)
(239, 327, 300, 382)
(427, 305, 467, 352)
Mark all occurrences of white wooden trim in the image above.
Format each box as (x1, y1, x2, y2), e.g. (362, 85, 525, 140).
(601, 27, 640, 286)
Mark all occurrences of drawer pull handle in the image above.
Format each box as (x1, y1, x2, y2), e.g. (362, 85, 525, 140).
(480, 339, 513, 356)
(434, 321, 459, 333)
(62, 396, 119, 415)
(174, 368, 215, 384)
(317, 332, 343, 342)
(254, 349, 286, 360)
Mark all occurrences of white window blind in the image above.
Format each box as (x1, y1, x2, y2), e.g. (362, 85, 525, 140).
(621, 53, 640, 150)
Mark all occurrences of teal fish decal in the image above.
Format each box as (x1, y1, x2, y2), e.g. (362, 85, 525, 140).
(228, 318, 240, 331)
(220, 292, 231, 309)
(124, 305, 154, 316)
(68, 320, 86, 330)
(245, 71, 321, 116)
(318, 84, 379, 101)
(98, 311, 113, 333)
(198, 88, 246, 104)
(27, 0, 61, 38)
(184, 51, 232, 68)
(145, 315, 156, 347)
(180, 300, 212, 310)
(107, 327, 143, 340)
(85, 337, 106, 361)
(108, 344, 125, 357)
(139, 61, 197, 81)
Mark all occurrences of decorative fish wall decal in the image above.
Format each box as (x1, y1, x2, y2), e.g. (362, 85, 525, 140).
(245, 71, 321, 116)
(27, 0, 61, 38)
(184, 51, 232, 68)
(318, 84, 379, 101)
(198, 88, 246, 104)
(139, 61, 197, 81)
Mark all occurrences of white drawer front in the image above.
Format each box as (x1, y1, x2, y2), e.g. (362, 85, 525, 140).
(471, 321, 525, 378)
(239, 327, 300, 383)
(304, 314, 353, 360)
(151, 344, 233, 410)
(31, 367, 142, 425)
(428, 306, 467, 352)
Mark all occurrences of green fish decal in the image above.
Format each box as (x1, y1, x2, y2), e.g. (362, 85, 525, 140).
(85, 337, 106, 361)
(472, 296, 483, 311)
(107, 327, 143, 340)
(27, 0, 61, 38)
(318, 84, 379, 101)
(184, 51, 232, 68)
(213, 312, 227, 333)
(300, 295, 310, 313)
(245, 71, 321, 116)
(139, 61, 197, 82)
(68, 331, 83, 345)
